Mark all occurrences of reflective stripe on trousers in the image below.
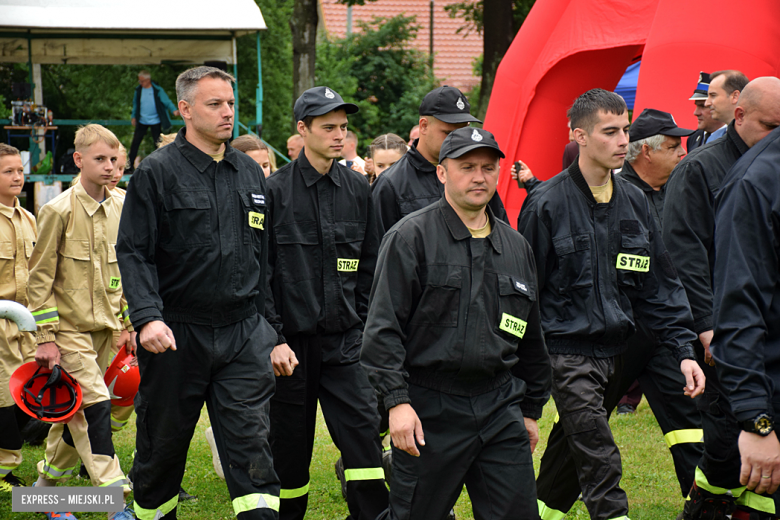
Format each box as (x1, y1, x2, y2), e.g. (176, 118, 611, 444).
(233, 493, 280, 515)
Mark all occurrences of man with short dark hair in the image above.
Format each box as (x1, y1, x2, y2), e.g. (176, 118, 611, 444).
(704, 70, 749, 142)
(128, 70, 179, 170)
(664, 76, 780, 520)
(519, 89, 704, 520)
(265, 86, 388, 520)
(118, 66, 280, 520)
(372, 86, 507, 235)
(362, 126, 551, 520)
(687, 72, 725, 152)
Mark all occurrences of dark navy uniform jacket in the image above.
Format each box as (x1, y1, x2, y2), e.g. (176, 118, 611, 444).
(361, 197, 551, 420)
(518, 160, 696, 361)
(712, 126, 780, 422)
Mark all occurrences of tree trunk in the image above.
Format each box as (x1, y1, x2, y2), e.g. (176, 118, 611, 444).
(290, 0, 318, 119)
(477, 0, 514, 120)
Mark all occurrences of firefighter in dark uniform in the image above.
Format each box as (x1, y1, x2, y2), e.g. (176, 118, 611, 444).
(518, 89, 705, 520)
(362, 126, 551, 520)
(371, 85, 508, 235)
(532, 108, 705, 515)
(264, 86, 388, 520)
(713, 119, 780, 511)
(663, 77, 780, 520)
(117, 66, 280, 520)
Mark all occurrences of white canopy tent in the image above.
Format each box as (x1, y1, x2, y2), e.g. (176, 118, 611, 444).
(0, 0, 266, 65)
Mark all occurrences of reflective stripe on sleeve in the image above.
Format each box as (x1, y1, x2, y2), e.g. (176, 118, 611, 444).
(32, 307, 58, 324)
(538, 499, 567, 520)
(0, 464, 15, 476)
(344, 467, 385, 482)
(280, 482, 309, 499)
(232, 493, 280, 515)
(134, 494, 178, 520)
(664, 429, 703, 448)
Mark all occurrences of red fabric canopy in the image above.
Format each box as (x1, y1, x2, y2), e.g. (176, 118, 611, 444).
(485, 0, 780, 228)
(633, 0, 780, 129)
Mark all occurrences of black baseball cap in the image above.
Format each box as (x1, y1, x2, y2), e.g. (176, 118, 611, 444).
(419, 86, 482, 124)
(689, 72, 711, 101)
(629, 108, 695, 142)
(294, 86, 359, 122)
(439, 127, 505, 163)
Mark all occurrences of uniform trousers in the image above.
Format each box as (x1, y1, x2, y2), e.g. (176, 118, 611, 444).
(131, 315, 279, 520)
(537, 324, 706, 520)
(689, 341, 778, 517)
(377, 378, 539, 520)
(36, 329, 129, 494)
(270, 331, 387, 520)
(0, 318, 36, 477)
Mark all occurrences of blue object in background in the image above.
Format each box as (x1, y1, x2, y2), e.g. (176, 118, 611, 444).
(615, 61, 641, 110)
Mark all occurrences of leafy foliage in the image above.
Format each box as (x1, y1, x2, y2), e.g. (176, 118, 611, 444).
(443, 0, 535, 36)
(315, 14, 439, 150)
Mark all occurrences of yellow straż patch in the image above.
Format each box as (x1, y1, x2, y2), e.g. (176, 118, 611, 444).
(337, 259, 359, 272)
(616, 253, 649, 272)
(500, 313, 526, 338)
(249, 212, 265, 230)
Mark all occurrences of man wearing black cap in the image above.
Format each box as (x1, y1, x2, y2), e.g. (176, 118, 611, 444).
(265, 86, 388, 520)
(362, 126, 551, 520)
(371, 85, 508, 236)
(664, 77, 780, 520)
(687, 72, 725, 152)
(518, 89, 704, 520)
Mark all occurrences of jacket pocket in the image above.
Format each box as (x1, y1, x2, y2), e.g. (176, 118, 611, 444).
(238, 190, 266, 245)
(105, 245, 122, 293)
(552, 234, 593, 292)
(616, 233, 650, 289)
(0, 242, 14, 286)
(334, 220, 366, 275)
(495, 274, 535, 339)
(57, 240, 90, 290)
(275, 222, 321, 283)
(412, 266, 461, 327)
(161, 191, 212, 248)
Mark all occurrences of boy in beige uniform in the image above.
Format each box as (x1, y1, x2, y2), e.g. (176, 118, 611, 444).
(0, 143, 38, 492)
(28, 125, 134, 520)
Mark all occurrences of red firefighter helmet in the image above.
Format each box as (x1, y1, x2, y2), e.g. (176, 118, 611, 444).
(104, 345, 139, 407)
(10, 362, 82, 423)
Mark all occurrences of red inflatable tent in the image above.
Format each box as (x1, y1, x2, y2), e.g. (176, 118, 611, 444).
(486, 0, 780, 227)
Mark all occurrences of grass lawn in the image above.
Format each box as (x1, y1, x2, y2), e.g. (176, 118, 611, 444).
(0, 398, 686, 519)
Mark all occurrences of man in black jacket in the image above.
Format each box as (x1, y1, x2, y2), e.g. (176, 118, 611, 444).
(362, 127, 551, 520)
(371, 86, 507, 235)
(664, 76, 780, 520)
(117, 66, 280, 520)
(265, 86, 388, 520)
(518, 89, 704, 520)
(687, 72, 725, 153)
(712, 122, 780, 502)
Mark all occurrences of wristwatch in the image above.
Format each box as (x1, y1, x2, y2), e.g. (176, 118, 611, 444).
(741, 413, 774, 436)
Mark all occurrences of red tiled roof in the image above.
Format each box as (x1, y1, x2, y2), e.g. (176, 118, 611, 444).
(319, 0, 482, 91)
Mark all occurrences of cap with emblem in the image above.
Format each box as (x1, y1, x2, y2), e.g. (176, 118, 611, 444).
(629, 108, 696, 142)
(689, 72, 711, 101)
(419, 86, 482, 124)
(438, 127, 505, 163)
(294, 86, 359, 123)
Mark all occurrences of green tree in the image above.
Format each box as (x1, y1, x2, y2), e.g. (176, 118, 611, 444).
(315, 14, 438, 150)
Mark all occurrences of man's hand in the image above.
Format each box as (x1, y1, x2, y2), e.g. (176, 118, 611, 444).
(510, 160, 534, 183)
(524, 417, 539, 453)
(116, 330, 130, 351)
(680, 359, 705, 397)
(173, 110, 180, 117)
(270, 343, 299, 376)
(127, 331, 138, 356)
(389, 403, 425, 457)
(364, 157, 375, 176)
(35, 342, 61, 369)
(699, 329, 715, 366)
(139, 321, 177, 354)
(131, 118, 137, 127)
(739, 430, 780, 495)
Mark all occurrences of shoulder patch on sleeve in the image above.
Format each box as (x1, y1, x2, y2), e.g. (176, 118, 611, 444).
(659, 250, 678, 279)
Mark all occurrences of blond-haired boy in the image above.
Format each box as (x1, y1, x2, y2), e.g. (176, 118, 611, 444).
(0, 143, 37, 492)
(28, 124, 135, 520)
